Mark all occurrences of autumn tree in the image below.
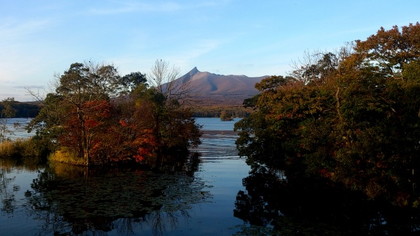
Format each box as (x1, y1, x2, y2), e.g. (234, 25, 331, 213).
(29, 63, 120, 165)
(236, 23, 420, 207)
(354, 23, 420, 78)
(30, 62, 201, 167)
(108, 84, 201, 168)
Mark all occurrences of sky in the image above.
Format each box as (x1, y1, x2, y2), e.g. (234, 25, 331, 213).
(1, 0, 419, 101)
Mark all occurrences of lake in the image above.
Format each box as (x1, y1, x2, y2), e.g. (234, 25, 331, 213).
(0, 117, 251, 235)
(0, 118, 34, 140)
(3, 118, 420, 235)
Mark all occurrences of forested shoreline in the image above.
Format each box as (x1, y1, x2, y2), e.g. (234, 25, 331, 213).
(0, 100, 40, 118)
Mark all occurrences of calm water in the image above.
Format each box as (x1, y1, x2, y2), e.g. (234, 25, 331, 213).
(1, 118, 34, 140)
(0, 117, 250, 235)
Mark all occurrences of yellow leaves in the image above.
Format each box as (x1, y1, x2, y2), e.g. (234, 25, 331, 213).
(365, 180, 387, 199)
(395, 192, 411, 207)
(135, 100, 143, 108)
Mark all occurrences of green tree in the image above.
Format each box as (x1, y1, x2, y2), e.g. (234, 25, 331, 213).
(120, 72, 148, 95)
(0, 98, 16, 142)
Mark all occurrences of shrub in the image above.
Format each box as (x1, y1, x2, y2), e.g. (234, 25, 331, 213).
(49, 148, 86, 166)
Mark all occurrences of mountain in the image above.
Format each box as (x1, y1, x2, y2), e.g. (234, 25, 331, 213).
(168, 67, 267, 106)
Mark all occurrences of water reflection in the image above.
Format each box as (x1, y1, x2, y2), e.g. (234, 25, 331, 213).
(0, 166, 18, 214)
(234, 167, 420, 235)
(0, 118, 34, 140)
(0, 159, 41, 215)
(2, 157, 211, 235)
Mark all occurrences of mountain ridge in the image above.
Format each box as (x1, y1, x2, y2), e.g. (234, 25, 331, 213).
(171, 67, 268, 106)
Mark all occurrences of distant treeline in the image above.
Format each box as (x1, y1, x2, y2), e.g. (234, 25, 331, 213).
(190, 105, 251, 118)
(0, 101, 40, 118)
(0, 100, 252, 119)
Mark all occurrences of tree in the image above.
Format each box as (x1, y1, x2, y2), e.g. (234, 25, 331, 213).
(236, 23, 420, 207)
(125, 85, 201, 168)
(120, 72, 147, 95)
(354, 22, 420, 78)
(148, 59, 191, 102)
(148, 59, 179, 92)
(29, 63, 120, 165)
(290, 51, 342, 85)
(55, 63, 119, 165)
(0, 98, 16, 142)
(30, 62, 201, 167)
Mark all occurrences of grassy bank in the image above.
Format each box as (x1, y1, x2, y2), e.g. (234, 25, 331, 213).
(0, 137, 49, 163)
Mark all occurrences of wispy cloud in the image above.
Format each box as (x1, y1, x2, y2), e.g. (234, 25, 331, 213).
(87, 0, 232, 15)
(88, 1, 182, 15)
(109, 38, 225, 75)
(182, 40, 222, 60)
(14, 85, 45, 89)
(0, 19, 51, 43)
(0, 18, 54, 85)
(167, 39, 224, 70)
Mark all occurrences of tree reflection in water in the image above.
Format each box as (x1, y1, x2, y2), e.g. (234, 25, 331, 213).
(1, 158, 39, 215)
(234, 166, 420, 235)
(0, 165, 17, 214)
(23, 154, 210, 235)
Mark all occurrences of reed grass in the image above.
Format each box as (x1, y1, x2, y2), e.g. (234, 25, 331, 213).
(0, 138, 86, 166)
(0, 137, 50, 160)
(0, 140, 15, 157)
(49, 148, 86, 166)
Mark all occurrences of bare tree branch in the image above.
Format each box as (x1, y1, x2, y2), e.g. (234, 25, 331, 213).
(148, 59, 192, 103)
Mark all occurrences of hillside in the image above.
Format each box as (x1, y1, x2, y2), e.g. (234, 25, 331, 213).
(167, 67, 267, 106)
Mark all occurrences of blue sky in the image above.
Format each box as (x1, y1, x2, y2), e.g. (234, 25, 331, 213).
(1, 0, 419, 101)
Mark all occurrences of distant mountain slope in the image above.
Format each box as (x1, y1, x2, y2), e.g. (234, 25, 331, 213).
(167, 67, 267, 105)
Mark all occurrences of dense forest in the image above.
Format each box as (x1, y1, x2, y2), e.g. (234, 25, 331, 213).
(235, 23, 420, 209)
(0, 99, 40, 118)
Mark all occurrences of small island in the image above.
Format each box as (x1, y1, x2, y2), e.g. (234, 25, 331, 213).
(220, 110, 234, 121)
(0, 61, 201, 168)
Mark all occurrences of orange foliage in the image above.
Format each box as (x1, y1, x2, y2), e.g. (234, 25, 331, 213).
(119, 119, 128, 127)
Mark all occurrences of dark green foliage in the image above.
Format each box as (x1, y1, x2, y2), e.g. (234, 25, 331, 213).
(0, 98, 16, 118)
(0, 98, 17, 142)
(120, 72, 148, 94)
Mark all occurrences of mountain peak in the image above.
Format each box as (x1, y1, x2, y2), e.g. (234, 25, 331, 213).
(178, 67, 201, 83)
(188, 67, 200, 76)
(164, 68, 268, 105)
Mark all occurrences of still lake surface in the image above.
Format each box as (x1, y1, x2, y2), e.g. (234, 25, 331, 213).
(0, 118, 250, 235)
